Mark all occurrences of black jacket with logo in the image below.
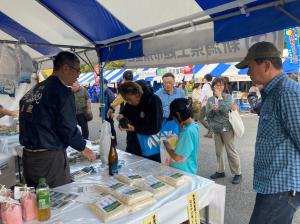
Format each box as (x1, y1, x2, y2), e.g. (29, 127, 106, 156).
(19, 76, 86, 151)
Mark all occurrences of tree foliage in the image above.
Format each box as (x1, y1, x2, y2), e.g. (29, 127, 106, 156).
(80, 60, 126, 73)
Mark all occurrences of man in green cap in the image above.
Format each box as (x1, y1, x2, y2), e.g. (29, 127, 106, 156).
(236, 41, 300, 223)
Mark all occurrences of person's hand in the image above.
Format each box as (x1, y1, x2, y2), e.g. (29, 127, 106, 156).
(232, 104, 239, 111)
(9, 110, 18, 117)
(163, 140, 171, 149)
(107, 108, 114, 119)
(211, 104, 218, 111)
(117, 114, 124, 121)
(81, 147, 96, 162)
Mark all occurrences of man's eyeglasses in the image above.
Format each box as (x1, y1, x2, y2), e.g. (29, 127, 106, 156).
(68, 65, 80, 73)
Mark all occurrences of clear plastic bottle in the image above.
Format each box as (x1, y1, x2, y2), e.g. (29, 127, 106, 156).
(36, 177, 51, 221)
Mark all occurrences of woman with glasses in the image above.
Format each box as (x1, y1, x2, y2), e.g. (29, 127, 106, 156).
(206, 77, 242, 184)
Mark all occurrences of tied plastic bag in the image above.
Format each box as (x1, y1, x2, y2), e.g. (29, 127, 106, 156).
(160, 135, 178, 166)
(1, 200, 22, 224)
(229, 110, 245, 138)
(99, 121, 112, 164)
(15, 45, 34, 84)
(20, 191, 37, 221)
(0, 186, 12, 220)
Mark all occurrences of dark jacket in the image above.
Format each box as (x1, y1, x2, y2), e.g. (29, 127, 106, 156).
(19, 76, 86, 151)
(120, 81, 163, 158)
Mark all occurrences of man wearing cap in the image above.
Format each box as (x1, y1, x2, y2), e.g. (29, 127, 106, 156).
(155, 73, 185, 120)
(236, 41, 300, 223)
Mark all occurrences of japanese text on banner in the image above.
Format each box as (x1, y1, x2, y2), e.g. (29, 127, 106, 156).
(187, 192, 200, 224)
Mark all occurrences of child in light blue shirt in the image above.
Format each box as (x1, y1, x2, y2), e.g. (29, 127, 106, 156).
(163, 98, 199, 174)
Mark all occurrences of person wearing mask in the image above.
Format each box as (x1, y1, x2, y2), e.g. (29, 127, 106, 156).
(206, 77, 242, 184)
(107, 70, 133, 119)
(236, 41, 300, 223)
(155, 73, 185, 120)
(200, 74, 213, 138)
(118, 81, 163, 162)
(19, 51, 96, 188)
(72, 81, 92, 139)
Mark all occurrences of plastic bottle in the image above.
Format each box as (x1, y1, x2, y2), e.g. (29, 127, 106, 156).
(36, 177, 51, 221)
(108, 137, 118, 176)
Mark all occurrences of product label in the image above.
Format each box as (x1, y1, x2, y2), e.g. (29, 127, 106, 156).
(37, 191, 50, 209)
(109, 182, 125, 190)
(169, 172, 183, 179)
(128, 174, 142, 180)
(97, 196, 122, 213)
(147, 176, 165, 189)
(116, 186, 142, 196)
(187, 192, 200, 224)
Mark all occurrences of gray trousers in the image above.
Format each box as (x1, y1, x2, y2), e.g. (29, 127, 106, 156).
(214, 130, 241, 175)
(23, 150, 71, 188)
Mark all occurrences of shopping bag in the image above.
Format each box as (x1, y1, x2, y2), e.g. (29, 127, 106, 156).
(137, 120, 180, 157)
(229, 110, 245, 138)
(99, 121, 112, 164)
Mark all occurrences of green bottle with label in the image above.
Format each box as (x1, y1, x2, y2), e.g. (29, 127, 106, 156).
(36, 177, 51, 221)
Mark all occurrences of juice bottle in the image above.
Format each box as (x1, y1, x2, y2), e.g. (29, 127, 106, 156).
(36, 177, 51, 221)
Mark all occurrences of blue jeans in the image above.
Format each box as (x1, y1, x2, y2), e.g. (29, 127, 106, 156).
(249, 192, 300, 224)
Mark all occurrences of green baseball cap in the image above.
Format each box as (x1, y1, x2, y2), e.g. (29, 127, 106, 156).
(235, 42, 281, 69)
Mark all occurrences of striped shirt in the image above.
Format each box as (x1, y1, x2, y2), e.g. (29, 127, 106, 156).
(254, 73, 300, 194)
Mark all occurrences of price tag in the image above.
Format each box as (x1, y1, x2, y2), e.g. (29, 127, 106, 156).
(143, 212, 158, 224)
(187, 192, 200, 224)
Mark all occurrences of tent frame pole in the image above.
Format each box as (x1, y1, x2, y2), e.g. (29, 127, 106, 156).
(97, 50, 105, 122)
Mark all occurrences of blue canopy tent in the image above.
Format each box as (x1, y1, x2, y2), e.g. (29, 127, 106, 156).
(1, 0, 300, 120)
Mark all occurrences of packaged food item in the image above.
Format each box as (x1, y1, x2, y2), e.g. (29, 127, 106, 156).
(156, 171, 191, 187)
(20, 191, 37, 221)
(129, 197, 156, 212)
(0, 186, 12, 220)
(134, 176, 174, 199)
(114, 172, 143, 185)
(96, 179, 153, 205)
(89, 195, 129, 222)
(1, 199, 22, 224)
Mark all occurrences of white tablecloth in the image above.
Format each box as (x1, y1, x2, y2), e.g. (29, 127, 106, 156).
(26, 151, 225, 224)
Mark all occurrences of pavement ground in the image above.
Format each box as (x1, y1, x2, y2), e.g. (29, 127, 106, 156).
(88, 103, 300, 224)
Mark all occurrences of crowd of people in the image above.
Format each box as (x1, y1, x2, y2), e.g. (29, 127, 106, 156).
(17, 41, 300, 223)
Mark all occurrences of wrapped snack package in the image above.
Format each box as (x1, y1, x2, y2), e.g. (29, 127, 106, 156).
(0, 186, 12, 220)
(114, 172, 143, 185)
(134, 176, 174, 199)
(20, 191, 37, 221)
(1, 199, 23, 224)
(96, 179, 153, 205)
(129, 197, 156, 212)
(156, 171, 191, 187)
(89, 195, 129, 222)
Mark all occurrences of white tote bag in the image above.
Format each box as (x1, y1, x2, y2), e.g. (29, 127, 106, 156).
(229, 110, 245, 138)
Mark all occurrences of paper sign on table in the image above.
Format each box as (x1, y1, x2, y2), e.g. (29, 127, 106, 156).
(187, 192, 200, 224)
(143, 212, 158, 224)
